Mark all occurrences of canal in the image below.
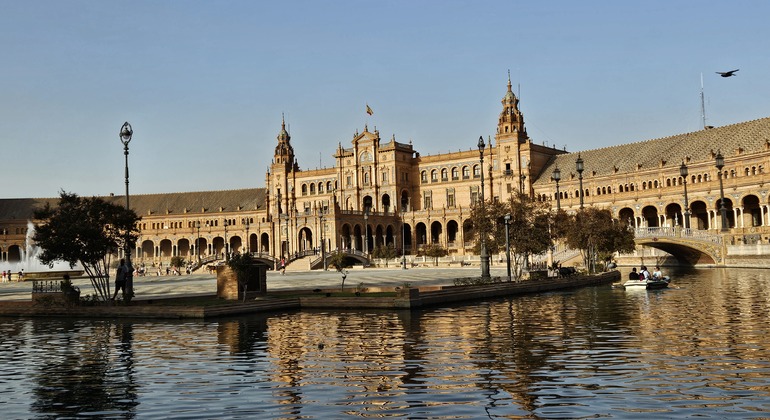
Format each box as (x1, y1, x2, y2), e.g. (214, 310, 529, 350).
(1, 267, 769, 418)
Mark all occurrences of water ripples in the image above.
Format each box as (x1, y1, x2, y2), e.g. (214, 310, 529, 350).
(1, 268, 770, 418)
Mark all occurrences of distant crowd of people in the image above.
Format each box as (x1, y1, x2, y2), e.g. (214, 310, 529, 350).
(1, 269, 23, 282)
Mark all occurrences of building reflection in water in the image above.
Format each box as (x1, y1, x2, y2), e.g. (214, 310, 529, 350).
(2, 267, 770, 418)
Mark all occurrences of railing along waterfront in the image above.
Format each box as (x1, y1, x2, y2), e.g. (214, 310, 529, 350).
(634, 227, 722, 244)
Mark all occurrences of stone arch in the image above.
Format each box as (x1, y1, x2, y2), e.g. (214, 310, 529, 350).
(415, 222, 427, 246)
(618, 207, 635, 226)
(382, 193, 391, 213)
(159, 239, 173, 258)
(447, 219, 459, 247)
(665, 202, 683, 227)
(298, 227, 313, 252)
(402, 223, 413, 254)
(140, 240, 155, 260)
(690, 200, 709, 230)
(259, 232, 270, 253)
(430, 221, 443, 244)
(641, 205, 660, 227)
(742, 194, 761, 227)
(716, 197, 735, 228)
(6, 244, 22, 263)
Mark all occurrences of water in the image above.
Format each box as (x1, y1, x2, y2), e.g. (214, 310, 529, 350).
(2, 268, 770, 418)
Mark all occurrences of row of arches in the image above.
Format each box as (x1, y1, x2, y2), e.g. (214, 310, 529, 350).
(420, 165, 479, 184)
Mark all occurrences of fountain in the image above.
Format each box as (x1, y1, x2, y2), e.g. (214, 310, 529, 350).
(0, 221, 84, 280)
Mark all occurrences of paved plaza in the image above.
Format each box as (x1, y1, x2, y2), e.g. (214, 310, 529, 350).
(0, 266, 513, 302)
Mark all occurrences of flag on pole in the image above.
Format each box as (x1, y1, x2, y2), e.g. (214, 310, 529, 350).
(366, 104, 373, 115)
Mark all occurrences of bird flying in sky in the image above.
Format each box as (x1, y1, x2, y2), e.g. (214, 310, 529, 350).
(716, 69, 739, 77)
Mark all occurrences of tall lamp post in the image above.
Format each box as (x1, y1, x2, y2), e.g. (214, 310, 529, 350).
(715, 150, 728, 232)
(119, 122, 134, 301)
(244, 218, 250, 254)
(223, 219, 229, 260)
(478, 136, 490, 280)
(504, 213, 512, 282)
(196, 220, 201, 263)
(552, 166, 561, 211)
(401, 200, 408, 270)
(319, 209, 327, 270)
(679, 161, 690, 230)
(576, 154, 585, 209)
(363, 209, 369, 256)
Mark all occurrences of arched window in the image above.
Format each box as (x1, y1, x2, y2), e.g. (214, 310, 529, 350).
(309, 183, 315, 194)
(473, 165, 480, 178)
(451, 167, 459, 180)
(431, 170, 438, 182)
(318, 182, 324, 193)
(441, 168, 448, 181)
(301, 184, 308, 196)
(462, 166, 470, 179)
(421, 171, 428, 183)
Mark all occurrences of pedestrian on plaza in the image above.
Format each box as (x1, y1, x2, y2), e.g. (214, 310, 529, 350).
(111, 259, 129, 301)
(280, 257, 286, 275)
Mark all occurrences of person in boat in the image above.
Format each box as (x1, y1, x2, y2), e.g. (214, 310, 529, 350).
(652, 266, 663, 280)
(639, 266, 651, 281)
(629, 267, 639, 280)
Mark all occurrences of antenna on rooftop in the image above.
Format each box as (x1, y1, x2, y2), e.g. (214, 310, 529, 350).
(700, 73, 707, 129)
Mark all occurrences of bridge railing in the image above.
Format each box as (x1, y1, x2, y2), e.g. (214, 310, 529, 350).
(634, 227, 722, 244)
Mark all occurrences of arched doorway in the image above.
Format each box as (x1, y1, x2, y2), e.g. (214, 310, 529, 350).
(298, 227, 313, 252)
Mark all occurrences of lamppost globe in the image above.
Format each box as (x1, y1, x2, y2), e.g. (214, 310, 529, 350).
(552, 166, 561, 211)
(120, 122, 132, 146)
(576, 154, 585, 209)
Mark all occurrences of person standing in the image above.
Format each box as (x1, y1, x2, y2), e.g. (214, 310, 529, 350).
(112, 259, 129, 301)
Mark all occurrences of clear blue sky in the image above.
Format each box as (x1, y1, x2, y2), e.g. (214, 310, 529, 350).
(2, 1, 768, 198)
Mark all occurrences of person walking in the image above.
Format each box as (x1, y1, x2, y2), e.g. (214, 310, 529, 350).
(112, 259, 129, 301)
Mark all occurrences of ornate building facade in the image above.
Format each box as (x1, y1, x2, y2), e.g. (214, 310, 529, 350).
(2, 78, 770, 268)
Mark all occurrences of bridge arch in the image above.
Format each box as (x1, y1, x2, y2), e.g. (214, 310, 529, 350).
(634, 227, 723, 266)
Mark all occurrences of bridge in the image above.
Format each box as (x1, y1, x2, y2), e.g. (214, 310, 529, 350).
(309, 249, 370, 270)
(633, 227, 724, 265)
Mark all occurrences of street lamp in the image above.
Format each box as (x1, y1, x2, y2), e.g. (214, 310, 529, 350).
(401, 199, 408, 270)
(504, 213, 512, 282)
(244, 218, 250, 254)
(223, 219, 229, 260)
(196, 220, 201, 263)
(679, 161, 690, 230)
(552, 166, 561, 211)
(119, 122, 134, 301)
(478, 136, 490, 280)
(319, 208, 327, 270)
(576, 154, 584, 209)
(715, 150, 728, 232)
(363, 208, 369, 255)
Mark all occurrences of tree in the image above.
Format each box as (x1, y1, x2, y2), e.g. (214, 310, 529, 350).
(420, 244, 448, 266)
(564, 207, 635, 273)
(33, 191, 141, 302)
(372, 244, 398, 267)
(328, 251, 352, 290)
(469, 193, 555, 280)
(170, 256, 186, 271)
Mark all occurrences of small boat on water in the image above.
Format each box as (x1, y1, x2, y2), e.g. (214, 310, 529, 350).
(622, 276, 671, 290)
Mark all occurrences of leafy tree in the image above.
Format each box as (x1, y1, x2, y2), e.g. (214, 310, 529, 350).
(469, 193, 555, 280)
(328, 251, 352, 290)
(372, 244, 398, 266)
(170, 256, 186, 270)
(564, 207, 635, 273)
(420, 244, 448, 266)
(33, 191, 140, 302)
